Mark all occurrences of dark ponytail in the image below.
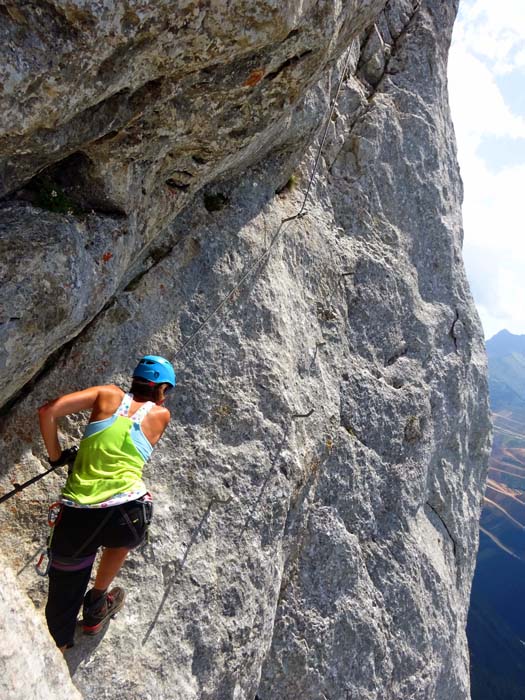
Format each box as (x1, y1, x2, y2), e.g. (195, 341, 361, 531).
(129, 378, 165, 403)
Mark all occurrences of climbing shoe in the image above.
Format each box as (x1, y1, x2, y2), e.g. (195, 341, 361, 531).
(82, 587, 125, 636)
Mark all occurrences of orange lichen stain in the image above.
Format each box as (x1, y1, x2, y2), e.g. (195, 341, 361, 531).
(243, 69, 264, 87)
(102, 252, 113, 263)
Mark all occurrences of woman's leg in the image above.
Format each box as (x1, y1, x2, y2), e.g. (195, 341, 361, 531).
(46, 564, 93, 648)
(93, 546, 130, 590)
(82, 547, 129, 633)
(82, 502, 148, 633)
(92, 500, 148, 590)
(46, 505, 97, 648)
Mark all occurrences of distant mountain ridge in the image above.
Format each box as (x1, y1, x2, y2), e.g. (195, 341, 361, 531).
(486, 329, 525, 413)
(486, 329, 525, 359)
(468, 329, 525, 700)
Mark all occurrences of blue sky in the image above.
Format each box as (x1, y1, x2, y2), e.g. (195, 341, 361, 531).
(448, 0, 525, 340)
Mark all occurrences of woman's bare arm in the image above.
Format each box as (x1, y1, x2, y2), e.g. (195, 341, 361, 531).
(38, 386, 103, 461)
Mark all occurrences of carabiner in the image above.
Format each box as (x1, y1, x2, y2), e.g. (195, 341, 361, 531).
(47, 501, 63, 527)
(35, 548, 51, 577)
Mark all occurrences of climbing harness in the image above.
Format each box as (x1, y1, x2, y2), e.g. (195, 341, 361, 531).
(35, 493, 153, 577)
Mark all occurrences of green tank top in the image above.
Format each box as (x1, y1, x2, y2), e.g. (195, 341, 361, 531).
(62, 393, 154, 505)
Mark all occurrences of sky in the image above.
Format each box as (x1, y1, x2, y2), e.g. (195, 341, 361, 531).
(448, 0, 525, 340)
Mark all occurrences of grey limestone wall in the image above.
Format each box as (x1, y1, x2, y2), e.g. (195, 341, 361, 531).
(0, 1, 490, 698)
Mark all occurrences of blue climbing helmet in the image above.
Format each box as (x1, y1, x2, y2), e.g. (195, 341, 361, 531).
(133, 355, 176, 387)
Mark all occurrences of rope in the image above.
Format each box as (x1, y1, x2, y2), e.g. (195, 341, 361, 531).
(171, 46, 353, 363)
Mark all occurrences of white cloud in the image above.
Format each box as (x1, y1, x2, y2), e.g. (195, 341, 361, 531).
(448, 0, 525, 339)
(456, 0, 525, 75)
(461, 157, 525, 339)
(448, 48, 525, 150)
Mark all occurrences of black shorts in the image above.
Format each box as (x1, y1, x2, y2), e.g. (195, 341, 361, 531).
(51, 498, 150, 563)
(45, 498, 151, 647)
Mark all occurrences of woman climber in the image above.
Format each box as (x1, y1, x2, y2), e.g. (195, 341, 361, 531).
(37, 355, 174, 651)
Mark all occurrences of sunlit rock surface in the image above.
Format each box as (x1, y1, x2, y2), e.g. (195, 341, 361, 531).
(0, 554, 82, 700)
(0, 1, 490, 698)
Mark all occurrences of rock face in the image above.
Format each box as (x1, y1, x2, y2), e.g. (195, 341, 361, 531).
(0, 553, 82, 700)
(0, 0, 384, 403)
(0, 1, 491, 699)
